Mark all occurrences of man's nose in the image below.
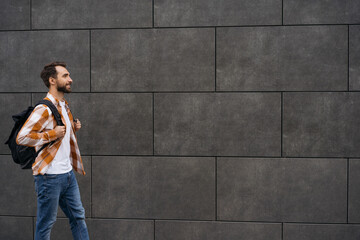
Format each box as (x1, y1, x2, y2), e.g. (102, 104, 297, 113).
(68, 77, 73, 83)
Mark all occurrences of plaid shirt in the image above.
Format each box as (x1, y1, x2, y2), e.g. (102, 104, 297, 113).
(16, 92, 85, 176)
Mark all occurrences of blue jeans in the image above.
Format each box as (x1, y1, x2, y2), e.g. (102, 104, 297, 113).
(34, 170, 89, 240)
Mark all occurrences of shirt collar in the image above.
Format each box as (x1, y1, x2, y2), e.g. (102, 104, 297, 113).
(46, 92, 68, 107)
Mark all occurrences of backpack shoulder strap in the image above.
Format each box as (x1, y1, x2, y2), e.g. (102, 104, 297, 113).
(35, 100, 64, 126)
(32, 100, 64, 156)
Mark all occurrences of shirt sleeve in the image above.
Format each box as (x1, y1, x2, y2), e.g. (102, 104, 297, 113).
(16, 104, 58, 147)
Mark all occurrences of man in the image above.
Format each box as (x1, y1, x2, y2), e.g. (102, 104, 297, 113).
(16, 62, 89, 240)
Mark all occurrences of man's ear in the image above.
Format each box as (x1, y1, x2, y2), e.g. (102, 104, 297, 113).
(49, 77, 56, 86)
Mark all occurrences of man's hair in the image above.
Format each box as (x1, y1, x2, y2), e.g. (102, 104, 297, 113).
(40, 61, 67, 88)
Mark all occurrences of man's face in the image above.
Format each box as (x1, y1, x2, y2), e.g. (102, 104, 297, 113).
(54, 66, 72, 93)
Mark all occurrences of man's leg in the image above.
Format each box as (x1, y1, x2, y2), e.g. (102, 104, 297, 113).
(34, 174, 61, 240)
(59, 171, 89, 240)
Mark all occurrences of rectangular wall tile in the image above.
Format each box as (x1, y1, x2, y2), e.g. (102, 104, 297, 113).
(0, 156, 37, 216)
(92, 156, 215, 220)
(0, 31, 90, 92)
(217, 26, 347, 91)
(284, 223, 360, 240)
(350, 25, 360, 90)
(0, 0, 30, 30)
(47, 218, 73, 240)
(88, 219, 153, 240)
(283, 92, 360, 157)
(32, 0, 152, 29)
(156, 220, 281, 240)
(284, 0, 360, 24)
(48, 218, 154, 240)
(349, 159, 360, 223)
(33, 93, 153, 155)
(1, 93, 31, 154)
(154, 93, 281, 156)
(91, 28, 214, 92)
(154, 0, 282, 27)
(0, 216, 33, 240)
(217, 158, 347, 222)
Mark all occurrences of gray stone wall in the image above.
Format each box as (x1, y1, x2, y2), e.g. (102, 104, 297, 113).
(0, 0, 360, 239)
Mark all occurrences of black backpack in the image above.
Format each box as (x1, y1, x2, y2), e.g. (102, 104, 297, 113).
(5, 100, 64, 169)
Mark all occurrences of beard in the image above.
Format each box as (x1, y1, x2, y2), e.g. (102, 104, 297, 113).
(57, 83, 72, 93)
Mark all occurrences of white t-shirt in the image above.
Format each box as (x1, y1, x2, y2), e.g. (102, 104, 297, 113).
(46, 100, 73, 174)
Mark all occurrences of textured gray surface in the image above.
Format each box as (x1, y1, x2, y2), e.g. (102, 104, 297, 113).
(0, 155, 90, 218)
(87, 219, 154, 240)
(349, 159, 360, 223)
(283, 92, 360, 157)
(156, 221, 281, 240)
(33, 93, 153, 155)
(1, 93, 31, 153)
(91, 28, 214, 92)
(350, 25, 360, 90)
(0, 31, 90, 92)
(48, 218, 154, 240)
(217, 26, 348, 91)
(0, 156, 37, 216)
(32, 0, 152, 29)
(0, 216, 33, 240)
(283, 223, 360, 240)
(48, 218, 73, 240)
(154, 0, 282, 27)
(0, 0, 30, 30)
(283, 0, 360, 24)
(217, 158, 347, 222)
(154, 93, 281, 156)
(92, 156, 215, 219)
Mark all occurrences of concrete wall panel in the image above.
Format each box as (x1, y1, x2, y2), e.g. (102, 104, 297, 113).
(0, 31, 90, 92)
(283, 92, 360, 157)
(156, 220, 281, 240)
(0, 216, 33, 240)
(33, 93, 153, 155)
(349, 159, 360, 223)
(154, 0, 282, 27)
(32, 0, 152, 29)
(0, 156, 37, 216)
(283, 223, 360, 240)
(284, 0, 360, 24)
(92, 156, 215, 219)
(0, 93, 31, 154)
(49, 218, 154, 240)
(155, 93, 281, 156)
(217, 158, 347, 222)
(217, 26, 347, 91)
(0, 0, 30, 30)
(350, 25, 360, 90)
(91, 28, 214, 92)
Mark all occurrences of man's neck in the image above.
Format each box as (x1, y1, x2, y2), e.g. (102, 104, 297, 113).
(48, 88, 65, 101)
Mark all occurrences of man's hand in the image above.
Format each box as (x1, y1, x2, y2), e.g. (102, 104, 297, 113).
(54, 126, 66, 138)
(74, 119, 81, 132)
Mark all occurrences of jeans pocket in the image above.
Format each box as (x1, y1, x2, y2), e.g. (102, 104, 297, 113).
(44, 175, 61, 199)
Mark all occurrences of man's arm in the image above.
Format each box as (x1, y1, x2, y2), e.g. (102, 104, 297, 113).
(16, 104, 62, 147)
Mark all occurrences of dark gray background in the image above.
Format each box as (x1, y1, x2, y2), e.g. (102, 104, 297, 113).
(0, 0, 360, 239)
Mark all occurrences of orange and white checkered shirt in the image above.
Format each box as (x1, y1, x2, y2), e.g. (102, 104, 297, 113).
(16, 92, 85, 176)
